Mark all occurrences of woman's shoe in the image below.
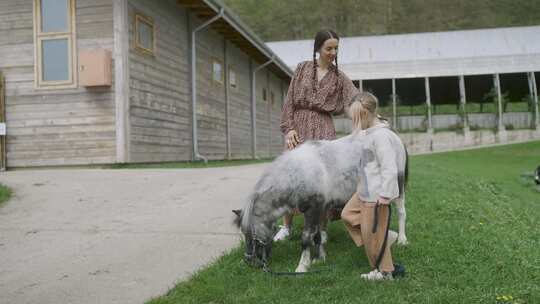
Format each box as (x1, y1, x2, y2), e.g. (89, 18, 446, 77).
(273, 225, 290, 242)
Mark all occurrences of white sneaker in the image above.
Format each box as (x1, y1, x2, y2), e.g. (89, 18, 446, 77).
(361, 269, 393, 281)
(273, 225, 290, 242)
(359, 231, 397, 281)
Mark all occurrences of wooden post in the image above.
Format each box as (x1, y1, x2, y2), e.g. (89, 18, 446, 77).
(425, 77, 433, 132)
(280, 80, 285, 148)
(251, 58, 273, 159)
(392, 78, 397, 129)
(0, 71, 6, 170)
(250, 60, 255, 159)
(459, 75, 469, 130)
(528, 72, 535, 128)
(493, 74, 505, 131)
(267, 70, 271, 159)
(359, 79, 363, 92)
(224, 40, 231, 160)
(493, 73, 507, 142)
(113, 0, 130, 163)
(529, 72, 540, 128)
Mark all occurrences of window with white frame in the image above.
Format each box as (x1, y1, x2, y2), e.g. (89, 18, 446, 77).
(229, 67, 237, 89)
(135, 13, 155, 55)
(34, 0, 77, 88)
(212, 59, 223, 85)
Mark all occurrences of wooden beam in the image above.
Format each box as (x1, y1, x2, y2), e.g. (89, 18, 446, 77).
(459, 75, 469, 129)
(196, 12, 216, 18)
(113, 0, 131, 163)
(493, 73, 505, 131)
(425, 77, 433, 132)
(0, 71, 6, 170)
(223, 34, 239, 40)
(183, 4, 206, 8)
(177, 0, 205, 6)
(213, 20, 229, 26)
(392, 78, 397, 129)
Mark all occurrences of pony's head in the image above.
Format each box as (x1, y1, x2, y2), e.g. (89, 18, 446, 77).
(233, 207, 274, 268)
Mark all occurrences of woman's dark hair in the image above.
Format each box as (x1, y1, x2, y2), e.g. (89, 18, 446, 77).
(312, 30, 340, 91)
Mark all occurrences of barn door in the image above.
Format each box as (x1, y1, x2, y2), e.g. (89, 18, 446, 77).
(0, 71, 6, 171)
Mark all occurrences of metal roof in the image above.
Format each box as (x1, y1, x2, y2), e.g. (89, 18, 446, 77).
(266, 26, 540, 80)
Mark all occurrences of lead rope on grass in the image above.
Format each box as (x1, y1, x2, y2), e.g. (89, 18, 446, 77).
(262, 262, 332, 276)
(260, 237, 333, 276)
(263, 203, 391, 276)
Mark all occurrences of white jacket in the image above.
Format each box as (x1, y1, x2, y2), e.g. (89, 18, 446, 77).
(356, 123, 406, 203)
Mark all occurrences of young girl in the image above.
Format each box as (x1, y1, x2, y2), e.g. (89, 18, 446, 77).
(275, 29, 359, 241)
(341, 92, 406, 281)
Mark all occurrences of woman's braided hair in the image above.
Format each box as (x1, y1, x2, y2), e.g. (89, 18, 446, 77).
(312, 30, 340, 91)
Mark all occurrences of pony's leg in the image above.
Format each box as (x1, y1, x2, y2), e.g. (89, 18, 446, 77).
(295, 247, 311, 273)
(395, 194, 408, 245)
(295, 227, 314, 272)
(320, 214, 328, 245)
(295, 206, 322, 272)
(314, 207, 330, 263)
(309, 205, 327, 263)
(313, 231, 326, 264)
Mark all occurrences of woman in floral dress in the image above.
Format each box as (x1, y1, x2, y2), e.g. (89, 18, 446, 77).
(274, 29, 359, 242)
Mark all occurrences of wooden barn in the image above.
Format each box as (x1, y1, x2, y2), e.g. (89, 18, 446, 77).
(0, 0, 292, 168)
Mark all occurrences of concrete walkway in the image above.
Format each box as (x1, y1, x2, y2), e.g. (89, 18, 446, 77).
(0, 164, 268, 304)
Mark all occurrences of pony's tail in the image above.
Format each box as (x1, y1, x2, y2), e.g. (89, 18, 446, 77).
(398, 147, 409, 196)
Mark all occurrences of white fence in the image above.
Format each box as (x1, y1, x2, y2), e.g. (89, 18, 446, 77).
(335, 112, 533, 133)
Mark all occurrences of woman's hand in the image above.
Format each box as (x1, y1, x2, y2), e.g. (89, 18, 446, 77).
(286, 130, 300, 150)
(377, 197, 391, 205)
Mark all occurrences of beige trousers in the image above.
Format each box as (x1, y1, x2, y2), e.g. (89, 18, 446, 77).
(341, 193, 395, 272)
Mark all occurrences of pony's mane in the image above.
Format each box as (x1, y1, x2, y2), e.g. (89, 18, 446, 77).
(240, 193, 256, 231)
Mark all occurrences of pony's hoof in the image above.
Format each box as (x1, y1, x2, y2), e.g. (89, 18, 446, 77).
(397, 235, 408, 246)
(312, 257, 326, 265)
(295, 264, 309, 273)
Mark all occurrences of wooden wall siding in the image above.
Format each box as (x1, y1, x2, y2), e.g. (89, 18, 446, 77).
(269, 74, 285, 156)
(127, 0, 192, 162)
(0, 0, 116, 167)
(193, 19, 228, 160)
(254, 67, 270, 158)
(127, 1, 290, 163)
(0, 72, 6, 170)
(227, 42, 252, 159)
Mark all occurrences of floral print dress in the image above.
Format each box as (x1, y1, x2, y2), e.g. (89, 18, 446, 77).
(280, 61, 359, 144)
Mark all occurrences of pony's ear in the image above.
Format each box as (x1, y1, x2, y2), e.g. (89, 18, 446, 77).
(232, 209, 242, 228)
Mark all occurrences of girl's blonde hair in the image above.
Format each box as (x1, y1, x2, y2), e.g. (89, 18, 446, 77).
(348, 92, 379, 131)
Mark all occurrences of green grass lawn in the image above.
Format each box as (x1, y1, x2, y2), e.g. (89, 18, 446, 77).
(148, 141, 540, 304)
(0, 183, 11, 205)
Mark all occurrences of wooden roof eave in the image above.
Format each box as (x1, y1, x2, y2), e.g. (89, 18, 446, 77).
(177, 0, 292, 80)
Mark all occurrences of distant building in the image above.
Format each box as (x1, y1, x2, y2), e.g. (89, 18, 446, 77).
(268, 26, 540, 132)
(268, 26, 540, 139)
(0, 0, 292, 168)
